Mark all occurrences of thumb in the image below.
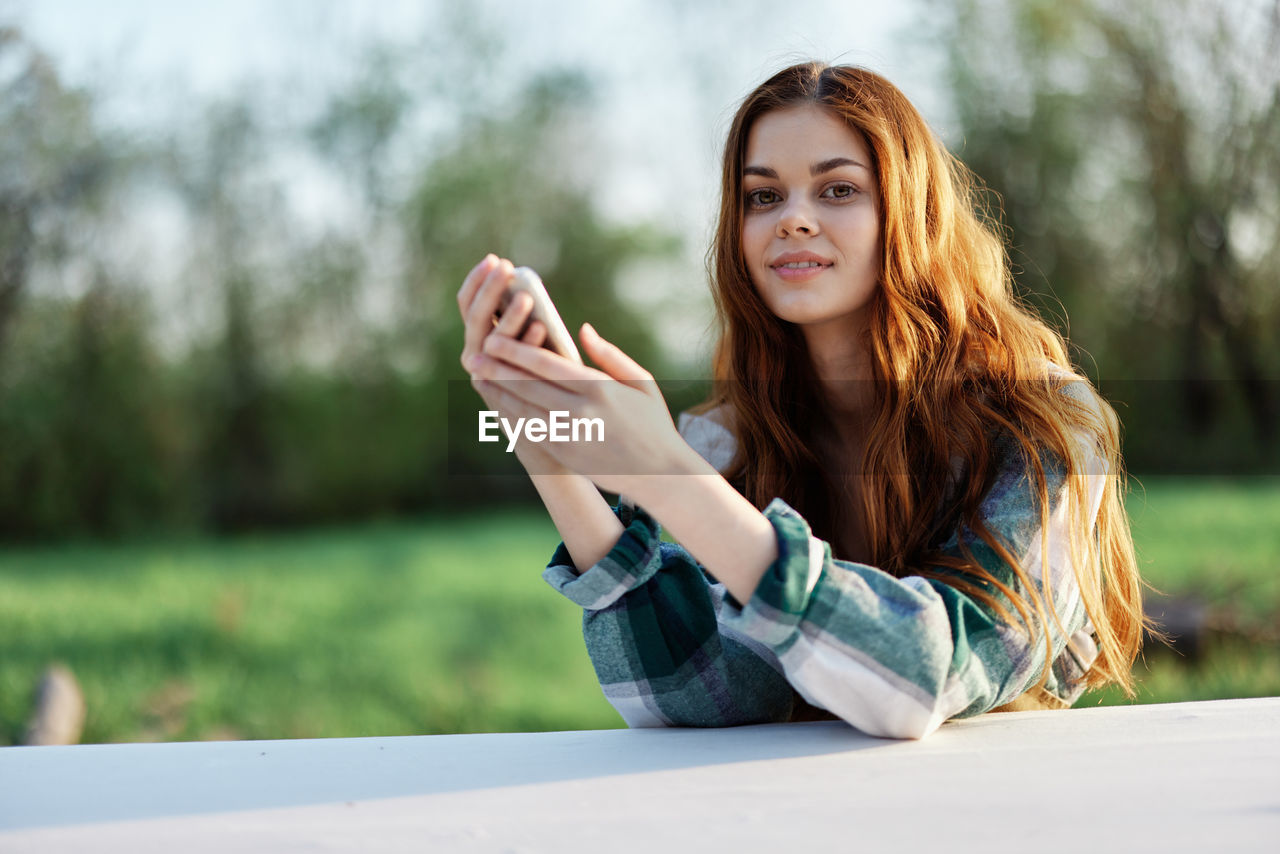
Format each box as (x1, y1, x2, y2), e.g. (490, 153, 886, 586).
(580, 323, 653, 390)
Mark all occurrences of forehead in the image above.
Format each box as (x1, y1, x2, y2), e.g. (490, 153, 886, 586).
(743, 104, 872, 171)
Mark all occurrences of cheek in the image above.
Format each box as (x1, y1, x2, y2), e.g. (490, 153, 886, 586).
(834, 205, 878, 239)
(741, 215, 771, 249)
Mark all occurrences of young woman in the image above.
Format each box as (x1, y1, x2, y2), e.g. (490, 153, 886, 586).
(456, 62, 1147, 738)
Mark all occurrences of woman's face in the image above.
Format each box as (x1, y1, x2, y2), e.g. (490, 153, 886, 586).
(740, 104, 881, 333)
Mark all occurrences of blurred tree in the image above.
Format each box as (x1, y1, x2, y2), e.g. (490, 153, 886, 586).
(934, 0, 1280, 468)
(0, 285, 177, 538)
(57, 279, 173, 533)
(0, 12, 683, 539)
(0, 27, 112, 365)
(164, 100, 285, 529)
(0, 27, 181, 538)
(308, 44, 411, 212)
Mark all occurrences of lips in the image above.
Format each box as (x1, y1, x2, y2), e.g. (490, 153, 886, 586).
(770, 251, 834, 269)
(769, 251, 833, 283)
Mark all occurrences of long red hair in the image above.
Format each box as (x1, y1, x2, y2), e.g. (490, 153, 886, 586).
(701, 62, 1147, 696)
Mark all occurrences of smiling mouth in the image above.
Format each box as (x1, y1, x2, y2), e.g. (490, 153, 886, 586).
(769, 259, 832, 282)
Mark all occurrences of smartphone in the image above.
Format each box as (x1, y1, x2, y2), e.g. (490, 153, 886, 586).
(496, 267, 583, 364)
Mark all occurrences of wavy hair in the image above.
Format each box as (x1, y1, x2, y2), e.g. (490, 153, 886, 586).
(700, 62, 1148, 698)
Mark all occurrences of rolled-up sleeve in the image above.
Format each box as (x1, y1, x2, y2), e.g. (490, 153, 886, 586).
(543, 502, 797, 728)
(545, 421, 1104, 738)
(720, 433, 1101, 739)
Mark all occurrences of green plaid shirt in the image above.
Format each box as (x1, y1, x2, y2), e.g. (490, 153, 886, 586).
(543, 406, 1104, 739)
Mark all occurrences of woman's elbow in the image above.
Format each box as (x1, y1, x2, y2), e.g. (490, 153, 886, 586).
(854, 710, 944, 740)
(799, 684, 947, 740)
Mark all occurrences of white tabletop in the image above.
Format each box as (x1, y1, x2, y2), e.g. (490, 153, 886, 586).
(2, 697, 1278, 853)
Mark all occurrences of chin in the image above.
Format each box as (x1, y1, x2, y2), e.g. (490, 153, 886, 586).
(766, 297, 876, 331)
(767, 300, 845, 326)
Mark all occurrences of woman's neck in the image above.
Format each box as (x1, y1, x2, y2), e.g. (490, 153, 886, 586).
(801, 316, 875, 433)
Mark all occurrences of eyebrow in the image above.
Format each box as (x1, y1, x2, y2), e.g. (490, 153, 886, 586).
(742, 157, 871, 179)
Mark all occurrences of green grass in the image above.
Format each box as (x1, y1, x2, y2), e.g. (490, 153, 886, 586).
(1, 477, 1277, 744)
(1080, 638, 1280, 708)
(1078, 475, 1280, 707)
(0, 512, 622, 744)
(1124, 475, 1280, 621)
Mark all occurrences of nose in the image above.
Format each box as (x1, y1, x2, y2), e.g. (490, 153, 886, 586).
(776, 197, 818, 237)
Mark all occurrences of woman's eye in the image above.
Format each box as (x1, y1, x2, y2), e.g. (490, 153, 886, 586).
(747, 189, 780, 208)
(823, 184, 857, 200)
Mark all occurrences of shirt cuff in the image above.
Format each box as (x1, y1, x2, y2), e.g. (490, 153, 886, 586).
(720, 497, 828, 648)
(541, 501, 666, 611)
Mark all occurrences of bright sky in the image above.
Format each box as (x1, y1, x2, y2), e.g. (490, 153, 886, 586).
(7, 0, 948, 364)
(10, 0, 944, 216)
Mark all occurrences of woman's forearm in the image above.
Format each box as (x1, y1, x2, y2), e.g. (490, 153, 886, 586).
(623, 447, 778, 605)
(529, 471, 625, 574)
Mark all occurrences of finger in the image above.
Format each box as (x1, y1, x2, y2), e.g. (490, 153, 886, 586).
(471, 373, 502, 410)
(461, 258, 503, 372)
(482, 332, 606, 388)
(493, 291, 533, 340)
(473, 354, 581, 414)
(521, 319, 548, 348)
(462, 259, 515, 369)
(472, 374, 538, 425)
(457, 254, 498, 316)
(579, 323, 655, 390)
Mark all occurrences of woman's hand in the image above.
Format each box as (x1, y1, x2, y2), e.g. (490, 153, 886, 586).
(458, 255, 529, 375)
(470, 313, 699, 498)
(457, 254, 568, 475)
(460, 275, 701, 494)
